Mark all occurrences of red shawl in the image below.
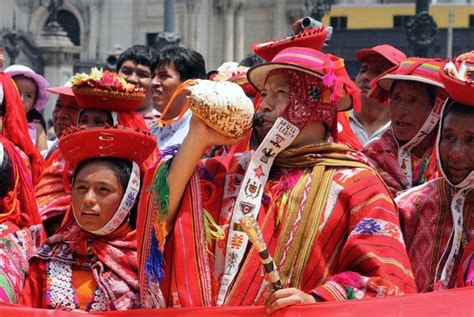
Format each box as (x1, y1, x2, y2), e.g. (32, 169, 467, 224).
(0, 136, 42, 235)
(22, 207, 140, 310)
(0, 72, 45, 183)
(35, 149, 72, 222)
(363, 129, 439, 197)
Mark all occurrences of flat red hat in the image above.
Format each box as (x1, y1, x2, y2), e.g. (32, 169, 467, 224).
(251, 27, 328, 62)
(47, 86, 74, 97)
(71, 68, 145, 112)
(439, 51, 474, 107)
(59, 127, 157, 168)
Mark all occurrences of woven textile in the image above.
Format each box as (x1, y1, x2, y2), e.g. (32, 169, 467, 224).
(138, 142, 415, 307)
(363, 129, 439, 197)
(396, 178, 474, 292)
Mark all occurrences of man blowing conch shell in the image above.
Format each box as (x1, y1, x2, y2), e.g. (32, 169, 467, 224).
(137, 47, 416, 312)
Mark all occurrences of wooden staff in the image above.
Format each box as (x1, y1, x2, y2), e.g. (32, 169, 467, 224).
(240, 214, 283, 291)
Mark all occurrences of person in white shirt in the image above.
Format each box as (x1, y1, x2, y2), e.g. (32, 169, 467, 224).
(149, 46, 206, 150)
(349, 44, 406, 145)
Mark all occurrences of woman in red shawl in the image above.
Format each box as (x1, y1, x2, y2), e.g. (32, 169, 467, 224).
(35, 69, 158, 237)
(363, 58, 448, 197)
(0, 73, 43, 236)
(0, 72, 45, 183)
(20, 127, 156, 312)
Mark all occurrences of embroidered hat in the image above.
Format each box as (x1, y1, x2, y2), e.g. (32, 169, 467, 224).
(59, 126, 156, 168)
(71, 67, 145, 112)
(356, 44, 406, 66)
(251, 26, 328, 62)
(370, 58, 445, 102)
(247, 46, 361, 112)
(439, 51, 474, 107)
(4, 64, 50, 112)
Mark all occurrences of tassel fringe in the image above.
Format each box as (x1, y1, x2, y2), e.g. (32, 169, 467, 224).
(203, 208, 225, 245)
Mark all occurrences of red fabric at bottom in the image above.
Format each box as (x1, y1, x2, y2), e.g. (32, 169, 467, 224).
(5, 287, 473, 316)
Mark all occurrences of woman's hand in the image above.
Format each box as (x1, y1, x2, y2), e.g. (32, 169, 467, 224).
(264, 288, 316, 314)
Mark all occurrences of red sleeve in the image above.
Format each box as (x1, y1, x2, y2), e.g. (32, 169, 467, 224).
(20, 258, 46, 308)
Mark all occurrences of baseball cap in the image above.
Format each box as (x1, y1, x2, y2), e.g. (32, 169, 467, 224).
(356, 44, 406, 66)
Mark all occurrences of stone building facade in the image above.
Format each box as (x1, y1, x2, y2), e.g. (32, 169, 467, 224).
(1, 0, 473, 118)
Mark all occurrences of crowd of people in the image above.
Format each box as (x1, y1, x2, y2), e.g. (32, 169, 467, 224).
(0, 17, 472, 313)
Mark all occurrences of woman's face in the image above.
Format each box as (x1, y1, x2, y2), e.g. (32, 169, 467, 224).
(389, 81, 433, 142)
(72, 161, 125, 232)
(14, 76, 37, 113)
(439, 111, 474, 185)
(254, 73, 290, 141)
(78, 109, 113, 128)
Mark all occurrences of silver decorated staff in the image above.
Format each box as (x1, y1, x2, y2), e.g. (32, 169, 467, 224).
(239, 214, 283, 291)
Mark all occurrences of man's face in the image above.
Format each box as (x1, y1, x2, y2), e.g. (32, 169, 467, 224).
(254, 73, 290, 141)
(439, 111, 474, 185)
(51, 94, 80, 138)
(150, 62, 182, 114)
(389, 81, 433, 142)
(355, 55, 393, 100)
(118, 60, 153, 111)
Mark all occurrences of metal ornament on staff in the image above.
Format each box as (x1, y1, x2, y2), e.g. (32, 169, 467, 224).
(240, 214, 283, 291)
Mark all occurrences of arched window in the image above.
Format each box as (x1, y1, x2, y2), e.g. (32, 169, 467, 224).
(45, 9, 80, 46)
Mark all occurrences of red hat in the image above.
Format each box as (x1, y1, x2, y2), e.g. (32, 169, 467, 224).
(247, 46, 361, 112)
(356, 44, 406, 66)
(71, 68, 145, 112)
(59, 126, 157, 168)
(47, 85, 74, 97)
(370, 58, 445, 103)
(439, 51, 474, 107)
(251, 27, 328, 62)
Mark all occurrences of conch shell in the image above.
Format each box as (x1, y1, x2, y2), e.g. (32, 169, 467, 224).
(187, 80, 254, 138)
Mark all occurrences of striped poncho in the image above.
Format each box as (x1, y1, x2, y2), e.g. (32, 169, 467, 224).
(138, 142, 416, 307)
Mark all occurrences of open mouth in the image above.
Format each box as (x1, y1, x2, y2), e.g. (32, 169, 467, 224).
(81, 211, 99, 217)
(396, 120, 411, 128)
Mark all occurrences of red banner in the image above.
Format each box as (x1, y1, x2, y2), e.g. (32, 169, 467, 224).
(0, 287, 472, 316)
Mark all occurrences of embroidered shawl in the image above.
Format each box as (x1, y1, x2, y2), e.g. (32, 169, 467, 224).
(24, 207, 140, 311)
(396, 178, 474, 292)
(0, 225, 43, 303)
(363, 129, 439, 197)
